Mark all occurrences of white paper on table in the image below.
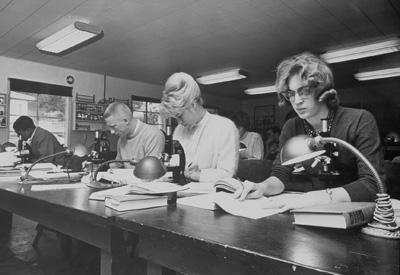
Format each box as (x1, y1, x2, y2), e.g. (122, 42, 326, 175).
(179, 181, 215, 195)
(212, 192, 282, 219)
(89, 185, 134, 201)
(31, 183, 87, 191)
(177, 193, 218, 210)
(391, 198, 400, 221)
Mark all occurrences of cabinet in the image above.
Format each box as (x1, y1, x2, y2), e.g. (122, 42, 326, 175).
(0, 93, 7, 128)
(73, 94, 106, 131)
(73, 93, 130, 131)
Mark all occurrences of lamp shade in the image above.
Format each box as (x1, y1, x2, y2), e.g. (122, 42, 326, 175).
(134, 156, 166, 181)
(280, 135, 325, 166)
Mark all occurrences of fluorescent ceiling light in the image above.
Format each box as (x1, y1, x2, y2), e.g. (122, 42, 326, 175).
(244, 85, 276, 95)
(321, 37, 400, 63)
(36, 21, 103, 54)
(196, 68, 247, 85)
(354, 67, 400, 81)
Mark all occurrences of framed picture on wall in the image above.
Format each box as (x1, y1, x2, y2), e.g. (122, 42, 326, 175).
(254, 105, 275, 136)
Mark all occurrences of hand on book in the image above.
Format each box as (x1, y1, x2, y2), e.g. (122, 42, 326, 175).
(214, 178, 264, 200)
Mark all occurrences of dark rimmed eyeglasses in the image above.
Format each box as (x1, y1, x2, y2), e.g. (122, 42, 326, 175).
(281, 85, 313, 101)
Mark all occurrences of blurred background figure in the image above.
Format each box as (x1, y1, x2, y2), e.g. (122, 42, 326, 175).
(264, 126, 281, 160)
(231, 111, 264, 159)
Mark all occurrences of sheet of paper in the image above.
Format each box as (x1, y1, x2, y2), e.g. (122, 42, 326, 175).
(31, 183, 87, 191)
(129, 182, 188, 194)
(177, 193, 217, 210)
(213, 192, 282, 219)
(89, 185, 133, 201)
(179, 181, 215, 195)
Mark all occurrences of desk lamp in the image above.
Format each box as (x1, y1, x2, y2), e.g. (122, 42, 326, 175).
(86, 159, 136, 189)
(20, 144, 88, 184)
(281, 135, 400, 239)
(87, 156, 167, 189)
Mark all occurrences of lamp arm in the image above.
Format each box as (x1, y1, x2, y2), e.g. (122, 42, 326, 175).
(92, 159, 136, 182)
(24, 150, 72, 178)
(320, 137, 384, 193)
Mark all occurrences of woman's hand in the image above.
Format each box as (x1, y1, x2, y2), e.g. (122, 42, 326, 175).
(233, 180, 266, 200)
(184, 163, 201, 181)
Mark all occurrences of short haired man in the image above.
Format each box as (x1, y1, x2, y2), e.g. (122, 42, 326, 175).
(13, 116, 65, 165)
(104, 102, 165, 167)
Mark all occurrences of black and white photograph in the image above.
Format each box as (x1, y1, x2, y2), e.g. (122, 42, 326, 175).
(0, 1, 399, 275)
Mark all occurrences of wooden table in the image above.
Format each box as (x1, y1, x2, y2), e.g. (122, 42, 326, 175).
(0, 181, 123, 275)
(115, 204, 400, 275)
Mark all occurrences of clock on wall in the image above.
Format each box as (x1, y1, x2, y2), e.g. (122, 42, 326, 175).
(66, 75, 74, 84)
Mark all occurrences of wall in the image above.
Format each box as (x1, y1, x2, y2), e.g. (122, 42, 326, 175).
(0, 56, 241, 150)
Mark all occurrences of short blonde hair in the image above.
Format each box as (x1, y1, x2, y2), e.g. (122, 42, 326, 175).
(104, 102, 132, 121)
(160, 72, 204, 118)
(275, 52, 338, 108)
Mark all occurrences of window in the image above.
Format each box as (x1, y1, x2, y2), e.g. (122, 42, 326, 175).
(131, 96, 164, 130)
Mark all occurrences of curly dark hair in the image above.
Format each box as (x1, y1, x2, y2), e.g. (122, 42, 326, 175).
(275, 52, 339, 109)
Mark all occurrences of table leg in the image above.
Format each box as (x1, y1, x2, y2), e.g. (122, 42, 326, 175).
(0, 209, 12, 235)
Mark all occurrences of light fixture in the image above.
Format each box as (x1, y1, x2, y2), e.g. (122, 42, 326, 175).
(36, 21, 103, 54)
(320, 37, 400, 63)
(244, 85, 276, 95)
(281, 135, 400, 239)
(196, 68, 247, 85)
(354, 67, 400, 81)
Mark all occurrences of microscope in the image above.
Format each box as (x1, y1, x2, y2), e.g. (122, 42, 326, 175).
(17, 136, 31, 163)
(302, 118, 340, 179)
(89, 130, 110, 163)
(161, 119, 186, 184)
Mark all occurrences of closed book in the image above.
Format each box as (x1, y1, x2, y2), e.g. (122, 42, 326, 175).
(105, 194, 167, 212)
(291, 202, 375, 229)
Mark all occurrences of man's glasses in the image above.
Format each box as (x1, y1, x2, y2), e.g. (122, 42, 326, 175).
(281, 86, 313, 101)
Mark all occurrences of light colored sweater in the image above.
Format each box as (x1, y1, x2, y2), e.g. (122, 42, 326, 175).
(116, 120, 165, 167)
(173, 111, 239, 182)
(240, 131, 264, 159)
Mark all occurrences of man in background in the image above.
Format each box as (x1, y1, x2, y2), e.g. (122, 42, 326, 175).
(104, 102, 165, 167)
(231, 111, 264, 160)
(13, 116, 65, 165)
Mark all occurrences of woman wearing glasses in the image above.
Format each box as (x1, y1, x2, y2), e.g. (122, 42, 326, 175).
(234, 52, 384, 211)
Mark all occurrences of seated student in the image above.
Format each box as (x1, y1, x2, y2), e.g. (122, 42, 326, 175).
(230, 112, 264, 159)
(160, 72, 239, 182)
(13, 116, 65, 165)
(103, 102, 165, 168)
(235, 52, 385, 211)
(264, 126, 281, 160)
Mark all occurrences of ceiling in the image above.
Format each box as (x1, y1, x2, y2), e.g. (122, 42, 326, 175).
(0, 0, 399, 99)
